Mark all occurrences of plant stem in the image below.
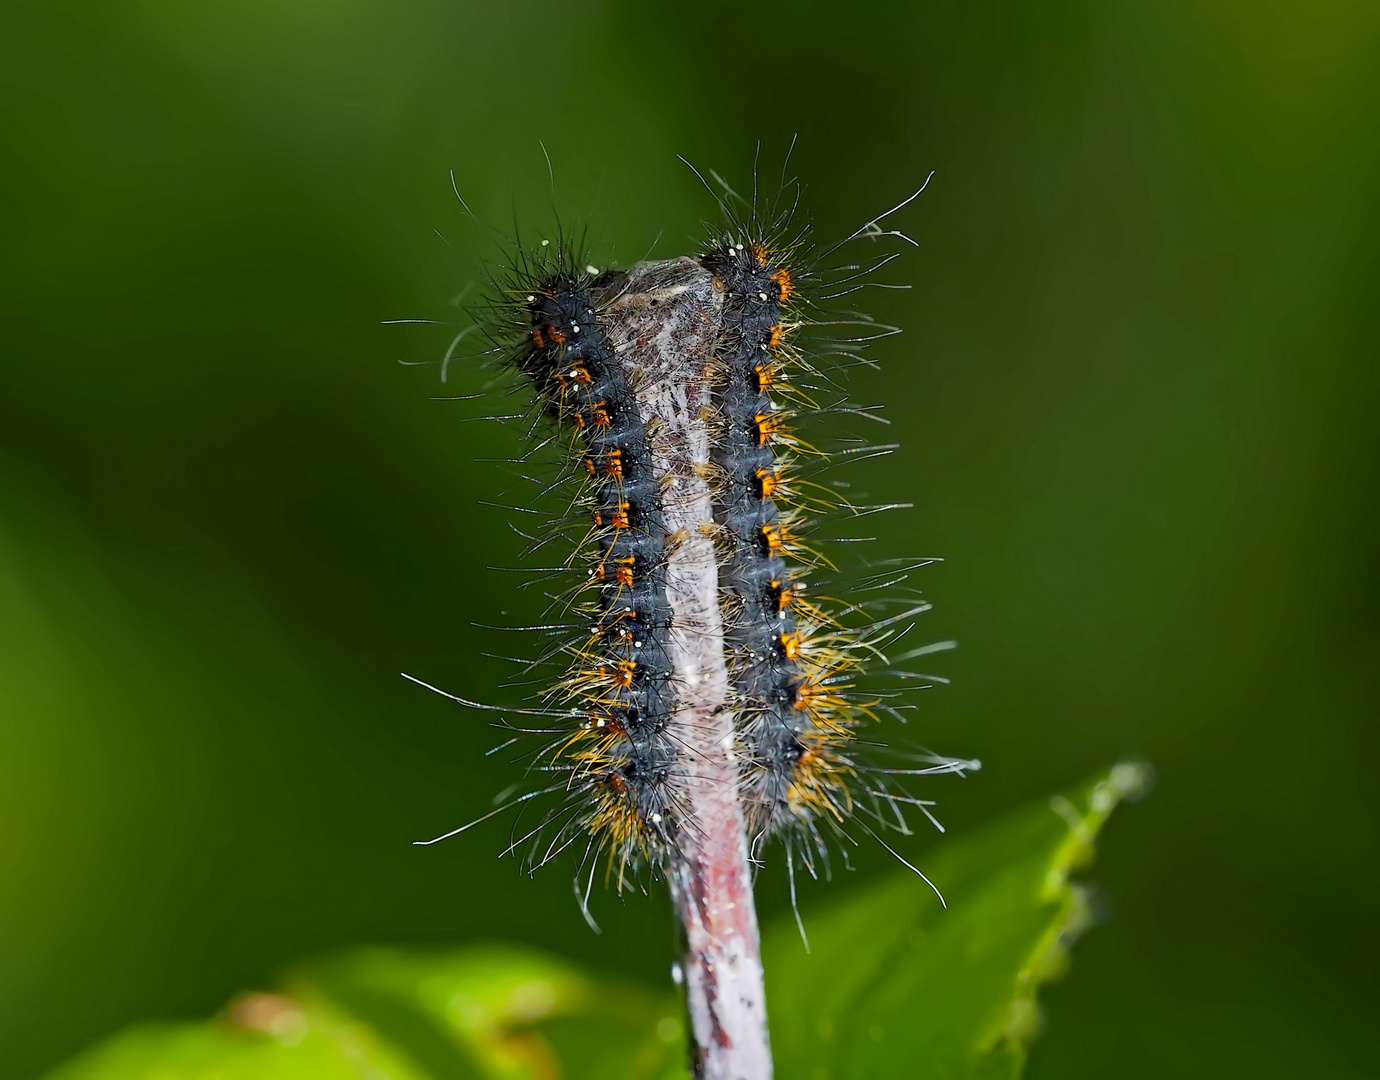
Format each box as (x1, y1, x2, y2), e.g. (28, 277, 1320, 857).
(607, 258, 773, 1080)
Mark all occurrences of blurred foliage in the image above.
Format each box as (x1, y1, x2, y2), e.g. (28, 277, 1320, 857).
(1, 1, 1376, 1078)
(41, 767, 1145, 1080)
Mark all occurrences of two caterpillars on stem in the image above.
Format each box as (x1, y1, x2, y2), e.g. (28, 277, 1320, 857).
(405, 177, 975, 1078)
(496, 209, 954, 891)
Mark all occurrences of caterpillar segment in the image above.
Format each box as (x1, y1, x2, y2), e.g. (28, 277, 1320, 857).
(514, 268, 682, 876)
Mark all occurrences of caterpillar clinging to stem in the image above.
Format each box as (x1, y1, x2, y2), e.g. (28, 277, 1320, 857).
(405, 155, 976, 1080)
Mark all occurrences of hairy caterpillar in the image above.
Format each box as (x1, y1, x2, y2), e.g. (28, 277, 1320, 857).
(406, 158, 975, 1079)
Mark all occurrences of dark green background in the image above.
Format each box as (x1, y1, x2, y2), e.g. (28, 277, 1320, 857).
(2, 1, 1375, 1076)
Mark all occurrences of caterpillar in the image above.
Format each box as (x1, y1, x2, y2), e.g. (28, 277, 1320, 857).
(408, 160, 974, 1079)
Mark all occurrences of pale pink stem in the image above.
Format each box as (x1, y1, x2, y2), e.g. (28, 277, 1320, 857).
(607, 258, 773, 1079)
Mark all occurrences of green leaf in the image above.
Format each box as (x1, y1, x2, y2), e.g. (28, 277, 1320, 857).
(38, 993, 436, 1080)
(762, 761, 1150, 1079)
(44, 945, 689, 1080)
(39, 765, 1143, 1080)
(290, 943, 689, 1080)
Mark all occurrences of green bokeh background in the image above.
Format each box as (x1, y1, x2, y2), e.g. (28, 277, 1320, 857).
(2, 1, 1375, 1077)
